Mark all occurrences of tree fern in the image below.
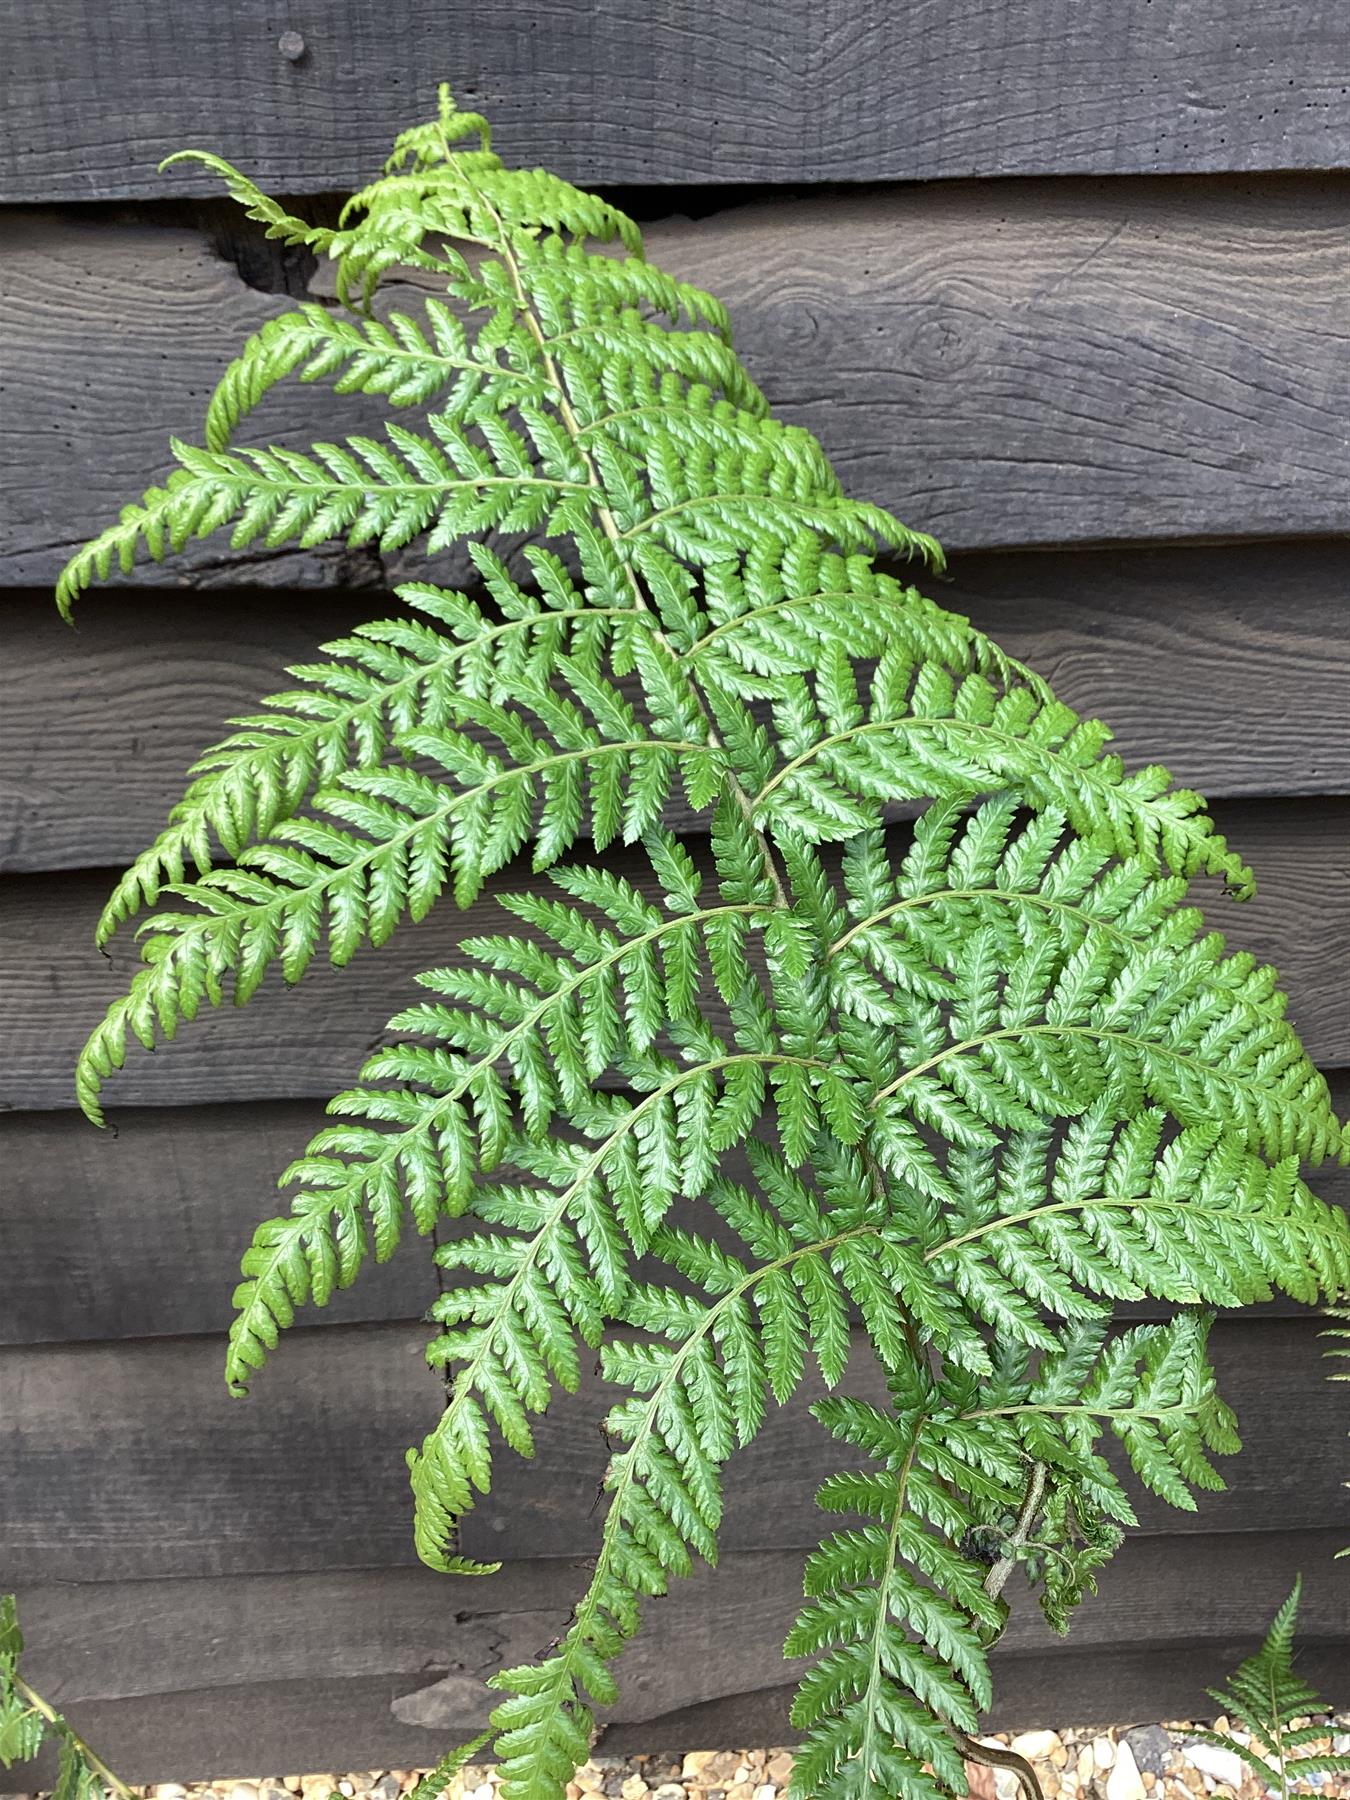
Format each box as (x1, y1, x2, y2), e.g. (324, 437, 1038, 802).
(58, 84, 1350, 1799)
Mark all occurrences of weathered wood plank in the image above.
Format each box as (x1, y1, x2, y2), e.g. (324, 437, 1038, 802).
(2, 1318, 1343, 1590)
(0, 1325, 444, 1585)
(3, 797, 1343, 1114)
(0, 1102, 438, 1345)
(14, 1532, 1350, 1780)
(8, 1081, 1346, 1347)
(17, 1645, 1350, 1788)
(7, 542, 1349, 874)
(8, 182, 1350, 591)
(8, 1, 1350, 199)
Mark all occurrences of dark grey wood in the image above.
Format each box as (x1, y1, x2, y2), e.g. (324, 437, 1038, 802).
(0, 1325, 444, 1585)
(2, 1317, 1343, 1590)
(9, 182, 1350, 593)
(3, 797, 1343, 1114)
(7, 1, 1350, 199)
(13, 1532, 1349, 1780)
(7, 1082, 1345, 1348)
(600, 1640, 1350, 1757)
(7, 542, 1350, 875)
(0, 1101, 438, 1345)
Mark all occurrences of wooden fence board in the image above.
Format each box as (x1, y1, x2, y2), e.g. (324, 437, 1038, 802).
(8, 1, 1350, 200)
(0, 1102, 436, 1345)
(8, 182, 1350, 592)
(2, 1318, 1344, 1589)
(14, 1532, 1350, 1780)
(3, 797, 1343, 1115)
(7, 1080, 1346, 1348)
(19, 1644, 1350, 1787)
(6, 542, 1349, 874)
(0, 1325, 443, 1585)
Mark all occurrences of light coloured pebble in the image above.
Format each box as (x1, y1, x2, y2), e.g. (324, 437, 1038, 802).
(992, 1767, 1020, 1800)
(1094, 1736, 1118, 1771)
(1183, 1746, 1245, 1790)
(651, 1788, 685, 1800)
(726, 1784, 756, 1800)
(153, 1788, 190, 1799)
(620, 1779, 649, 1800)
(1011, 1731, 1062, 1763)
(766, 1755, 795, 1786)
(1107, 1740, 1146, 1800)
(706, 1754, 746, 1785)
(753, 1786, 777, 1800)
(1079, 1747, 1097, 1787)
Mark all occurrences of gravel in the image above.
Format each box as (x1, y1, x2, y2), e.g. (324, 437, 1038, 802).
(19, 1715, 1350, 1800)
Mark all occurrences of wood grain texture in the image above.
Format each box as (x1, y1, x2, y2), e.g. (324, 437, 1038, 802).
(2, 1318, 1343, 1590)
(8, 1081, 1346, 1348)
(8, 181, 1350, 592)
(18, 1646, 1350, 1787)
(0, 1325, 444, 1585)
(8, 0, 1350, 199)
(3, 797, 1343, 1115)
(6, 541, 1349, 874)
(14, 1532, 1350, 1780)
(0, 1101, 437, 1345)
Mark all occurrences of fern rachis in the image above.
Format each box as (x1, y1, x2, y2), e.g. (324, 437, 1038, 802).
(52, 85, 1350, 1800)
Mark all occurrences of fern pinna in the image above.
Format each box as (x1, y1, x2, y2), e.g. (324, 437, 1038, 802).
(59, 89, 1349, 1799)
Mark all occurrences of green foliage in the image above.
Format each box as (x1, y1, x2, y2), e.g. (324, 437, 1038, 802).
(408, 1733, 495, 1800)
(60, 82, 1350, 1800)
(0, 1597, 130, 1796)
(1196, 1578, 1350, 1800)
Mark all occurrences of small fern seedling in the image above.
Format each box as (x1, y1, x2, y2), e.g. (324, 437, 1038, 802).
(1196, 1578, 1350, 1800)
(57, 86, 1350, 1800)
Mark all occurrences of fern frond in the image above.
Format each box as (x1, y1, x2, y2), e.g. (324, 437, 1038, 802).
(57, 427, 592, 617)
(486, 1141, 912, 1799)
(204, 299, 544, 451)
(827, 798, 1343, 1173)
(76, 673, 722, 1123)
(751, 651, 1253, 896)
(0, 1595, 130, 1794)
(1198, 1577, 1350, 1793)
(788, 1315, 1235, 1800)
(96, 549, 645, 942)
(406, 1049, 841, 1572)
(225, 842, 774, 1389)
(56, 85, 1350, 1800)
